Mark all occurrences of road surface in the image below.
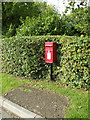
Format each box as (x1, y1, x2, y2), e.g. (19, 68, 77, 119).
(0, 107, 14, 118)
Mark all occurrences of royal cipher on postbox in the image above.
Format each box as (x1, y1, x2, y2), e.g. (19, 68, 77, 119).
(45, 42, 57, 63)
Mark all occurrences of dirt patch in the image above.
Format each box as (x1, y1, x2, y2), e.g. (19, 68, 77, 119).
(4, 84, 69, 118)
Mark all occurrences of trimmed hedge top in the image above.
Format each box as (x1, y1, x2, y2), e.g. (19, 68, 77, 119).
(2, 35, 89, 89)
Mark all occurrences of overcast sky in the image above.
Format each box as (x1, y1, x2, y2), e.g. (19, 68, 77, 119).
(45, 0, 66, 13)
(43, 0, 76, 15)
(45, 0, 69, 14)
(43, 0, 90, 14)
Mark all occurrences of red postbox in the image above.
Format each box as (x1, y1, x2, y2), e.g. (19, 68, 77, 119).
(45, 42, 57, 63)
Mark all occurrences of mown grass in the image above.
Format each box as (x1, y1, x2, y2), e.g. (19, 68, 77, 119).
(1, 73, 88, 118)
(1, 73, 26, 94)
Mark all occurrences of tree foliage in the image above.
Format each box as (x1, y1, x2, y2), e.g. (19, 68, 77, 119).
(16, 7, 62, 36)
(2, 1, 89, 37)
(16, 1, 89, 37)
(2, 2, 48, 37)
(61, 1, 89, 36)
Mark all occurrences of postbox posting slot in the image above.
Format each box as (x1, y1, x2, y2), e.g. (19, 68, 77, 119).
(45, 50, 53, 51)
(45, 45, 52, 47)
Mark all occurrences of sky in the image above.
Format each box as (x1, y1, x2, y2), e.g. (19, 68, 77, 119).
(43, 0, 90, 15)
(45, 0, 69, 14)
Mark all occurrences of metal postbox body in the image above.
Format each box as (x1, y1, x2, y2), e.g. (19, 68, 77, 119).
(45, 42, 57, 63)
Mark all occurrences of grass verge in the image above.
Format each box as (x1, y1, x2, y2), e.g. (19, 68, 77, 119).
(1, 73, 26, 94)
(1, 73, 88, 118)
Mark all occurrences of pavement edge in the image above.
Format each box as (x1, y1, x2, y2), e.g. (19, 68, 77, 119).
(0, 96, 43, 118)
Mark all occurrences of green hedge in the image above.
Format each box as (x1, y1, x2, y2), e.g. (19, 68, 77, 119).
(2, 35, 89, 89)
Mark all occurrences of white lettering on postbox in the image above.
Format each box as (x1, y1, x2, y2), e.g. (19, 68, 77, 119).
(47, 50, 51, 60)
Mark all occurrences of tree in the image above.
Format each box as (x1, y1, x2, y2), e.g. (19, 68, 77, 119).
(2, 2, 46, 37)
(61, 1, 89, 36)
(16, 3, 62, 36)
(2, 1, 89, 37)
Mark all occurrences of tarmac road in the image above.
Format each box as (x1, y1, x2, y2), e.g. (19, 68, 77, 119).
(0, 107, 14, 119)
